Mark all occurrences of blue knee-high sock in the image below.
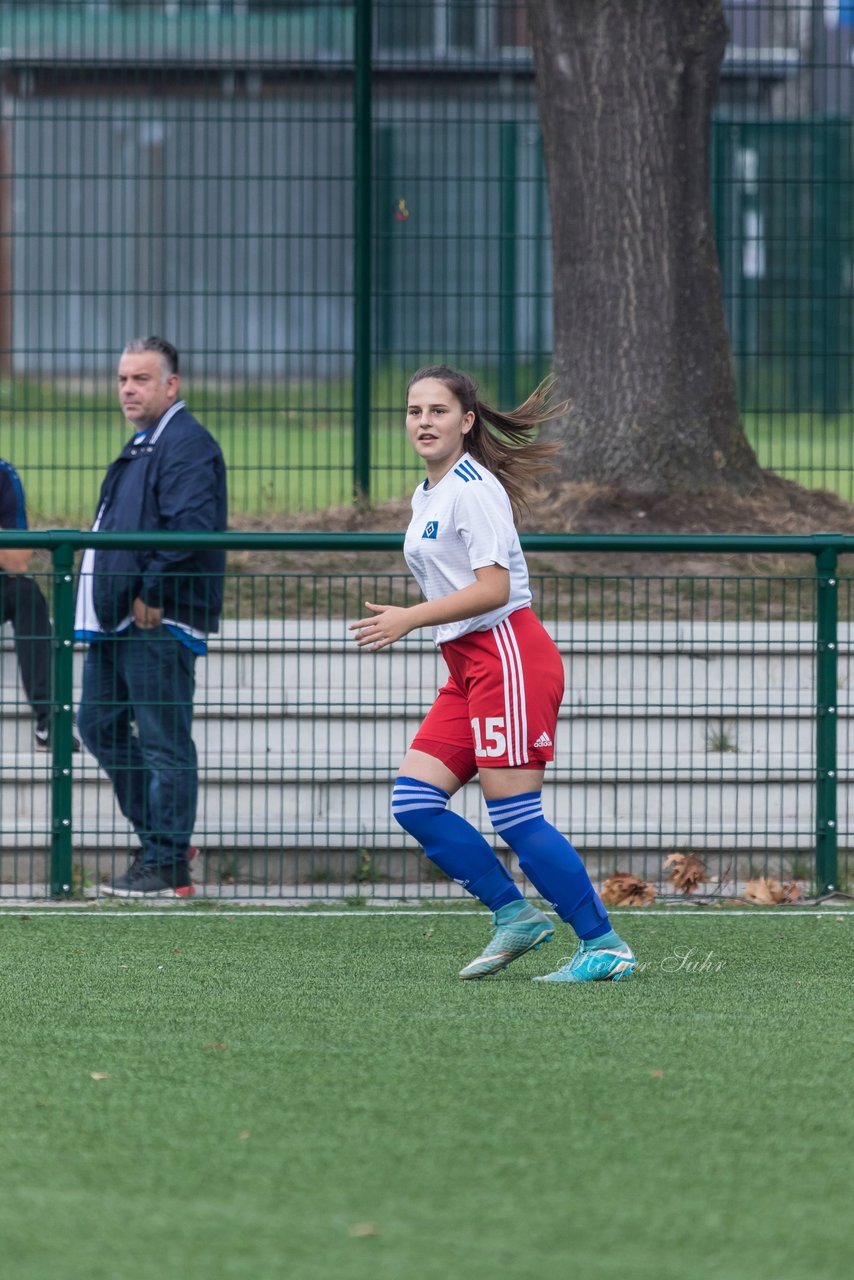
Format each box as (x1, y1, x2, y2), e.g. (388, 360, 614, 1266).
(486, 792, 611, 940)
(392, 776, 522, 911)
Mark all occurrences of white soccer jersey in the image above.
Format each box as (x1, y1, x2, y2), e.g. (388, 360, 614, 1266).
(404, 452, 533, 646)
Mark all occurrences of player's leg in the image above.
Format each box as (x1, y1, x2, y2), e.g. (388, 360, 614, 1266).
(471, 610, 635, 983)
(394, 709, 523, 914)
(391, 683, 550, 976)
(481, 771, 634, 983)
(2, 573, 53, 743)
(392, 673, 554, 979)
(393, 752, 554, 980)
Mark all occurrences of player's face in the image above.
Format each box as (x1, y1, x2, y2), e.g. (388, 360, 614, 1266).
(117, 352, 180, 429)
(406, 378, 475, 479)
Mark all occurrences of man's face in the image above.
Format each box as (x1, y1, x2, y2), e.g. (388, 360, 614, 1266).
(117, 351, 180, 429)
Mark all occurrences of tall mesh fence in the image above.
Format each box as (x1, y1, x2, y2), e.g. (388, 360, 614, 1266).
(1, 2, 853, 517)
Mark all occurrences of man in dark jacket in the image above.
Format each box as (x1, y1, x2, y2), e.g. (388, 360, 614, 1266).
(75, 337, 227, 896)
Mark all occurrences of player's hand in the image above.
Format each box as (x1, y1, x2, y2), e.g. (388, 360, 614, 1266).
(132, 597, 163, 629)
(349, 601, 414, 650)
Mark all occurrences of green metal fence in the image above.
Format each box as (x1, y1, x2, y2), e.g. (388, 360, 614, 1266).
(1, 529, 852, 902)
(2, 3, 854, 516)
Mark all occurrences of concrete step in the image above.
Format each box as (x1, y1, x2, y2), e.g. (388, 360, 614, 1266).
(0, 751, 840, 851)
(3, 680, 849, 714)
(196, 653, 844, 697)
(5, 620, 854, 697)
(183, 715, 821, 760)
(0, 821, 824, 853)
(2, 619, 846, 860)
(4, 617, 852, 649)
(0, 700, 835, 759)
(0, 747, 837, 778)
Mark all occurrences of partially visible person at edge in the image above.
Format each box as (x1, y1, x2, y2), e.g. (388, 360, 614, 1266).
(1, 458, 80, 751)
(349, 365, 635, 983)
(75, 337, 227, 897)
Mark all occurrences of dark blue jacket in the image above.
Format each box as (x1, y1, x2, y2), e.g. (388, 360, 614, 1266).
(91, 403, 228, 633)
(0, 458, 28, 531)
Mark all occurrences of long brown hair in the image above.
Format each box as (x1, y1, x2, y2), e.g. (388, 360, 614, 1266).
(406, 365, 566, 522)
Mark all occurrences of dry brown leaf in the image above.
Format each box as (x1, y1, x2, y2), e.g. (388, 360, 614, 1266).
(602, 872, 656, 907)
(203, 1042, 230, 1052)
(238, 1130, 251, 1142)
(650, 1069, 664, 1080)
(89, 1072, 110, 1081)
(349, 1223, 380, 1238)
(743, 877, 802, 905)
(744, 876, 783, 905)
(664, 852, 708, 895)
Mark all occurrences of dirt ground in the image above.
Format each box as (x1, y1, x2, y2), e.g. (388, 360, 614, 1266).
(231, 469, 854, 581)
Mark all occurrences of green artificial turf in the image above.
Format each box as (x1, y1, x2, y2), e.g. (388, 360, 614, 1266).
(0, 910, 850, 1280)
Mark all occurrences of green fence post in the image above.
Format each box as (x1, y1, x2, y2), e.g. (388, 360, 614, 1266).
(374, 123, 393, 361)
(533, 132, 546, 386)
(499, 120, 517, 409)
(50, 540, 75, 897)
(352, 0, 373, 502)
(811, 122, 830, 415)
(815, 546, 839, 895)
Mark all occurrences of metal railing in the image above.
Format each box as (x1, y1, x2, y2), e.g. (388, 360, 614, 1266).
(1, 530, 852, 900)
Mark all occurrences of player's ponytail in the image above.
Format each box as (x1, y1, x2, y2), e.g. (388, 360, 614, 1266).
(406, 365, 566, 522)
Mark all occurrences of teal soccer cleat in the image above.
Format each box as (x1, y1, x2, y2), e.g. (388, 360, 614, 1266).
(532, 939, 636, 984)
(458, 903, 555, 980)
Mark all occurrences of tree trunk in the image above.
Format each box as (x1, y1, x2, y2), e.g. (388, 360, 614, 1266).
(528, 0, 762, 495)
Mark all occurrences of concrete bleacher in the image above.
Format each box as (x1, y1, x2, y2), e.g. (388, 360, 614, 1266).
(1, 619, 849, 891)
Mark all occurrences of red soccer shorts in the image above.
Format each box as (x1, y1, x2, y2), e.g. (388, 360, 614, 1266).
(409, 608, 565, 783)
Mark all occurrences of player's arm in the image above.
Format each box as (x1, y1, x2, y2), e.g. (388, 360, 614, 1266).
(349, 564, 509, 651)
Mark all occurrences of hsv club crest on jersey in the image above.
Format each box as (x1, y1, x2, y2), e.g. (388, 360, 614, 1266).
(422, 520, 439, 539)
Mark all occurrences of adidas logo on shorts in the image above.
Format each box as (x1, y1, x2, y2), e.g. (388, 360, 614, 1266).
(532, 731, 552, 749)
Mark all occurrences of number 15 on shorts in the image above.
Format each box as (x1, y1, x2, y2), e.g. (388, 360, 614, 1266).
(471, 716, 506, 757)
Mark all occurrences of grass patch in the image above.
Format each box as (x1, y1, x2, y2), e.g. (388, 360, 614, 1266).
(0, 369, 427, 524)
(3, 369, 854, 523)
(9, 417, 420, 526)
(744, 411, 854, 503)
(0, 910, 849, 1279)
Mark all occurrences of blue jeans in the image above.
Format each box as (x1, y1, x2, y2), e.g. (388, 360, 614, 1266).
(78, 625, 198, 866)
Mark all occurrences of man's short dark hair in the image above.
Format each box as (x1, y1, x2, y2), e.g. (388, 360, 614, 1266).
(122, 336, 179, 376)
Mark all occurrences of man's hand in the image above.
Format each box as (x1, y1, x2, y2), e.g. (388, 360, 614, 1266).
(132, 597, 163, 629)
(0, 547, 33, 575)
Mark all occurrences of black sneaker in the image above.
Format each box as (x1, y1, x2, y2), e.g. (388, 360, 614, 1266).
(34, 722, 81, 753)
(100, 860, 195, 898)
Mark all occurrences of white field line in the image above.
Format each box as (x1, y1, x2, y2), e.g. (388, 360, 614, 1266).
(0, 908, 850, 919)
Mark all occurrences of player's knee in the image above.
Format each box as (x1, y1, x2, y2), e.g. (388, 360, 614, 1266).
(391, 775, 449, 840)
(485, 792, 544, 844)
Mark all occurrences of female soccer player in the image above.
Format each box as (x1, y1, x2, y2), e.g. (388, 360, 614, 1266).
(349, 365, 635, 983)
